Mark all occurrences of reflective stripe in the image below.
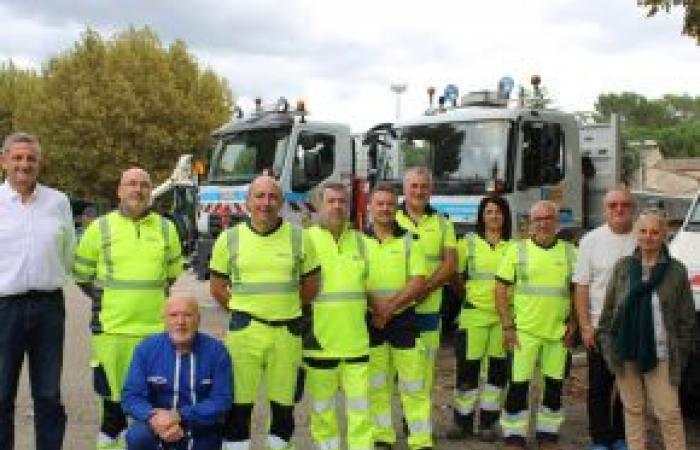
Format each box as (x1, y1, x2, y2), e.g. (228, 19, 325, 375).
(370, 373, 387, 388)
(517, 240, 528, 284)
(398, 379, 423, 393)
(438, 214, 446, 251)
(407, 419, 432, 434)
(465, 234, 495, 280)
(227, 223, 301, 287)
(98, 217, 114, 280)
(425, 255, 442, 262)
(367, 289, 398, 297)
(160, 216, 170, 276)
(346, 397, 369, 411)
(354, 232, 368, 279)
(454, 402, 476, 416)
(313, 397, 336, 413)
(500, 410, 529, 437)
(95, 279, 166, 290)
(74, 255, 96, 268)
(315, 437, 340, 450)
(267, 435, 291, 450)
(230, 281, 298, 294)
(315, 292, 366, 302)
(291, 225, 302, 280)
(514, 285, 569, 297)
(536, 405, 564, 433)
(454, 387, 479, 401)
(222, 440, 250, 450)
(403, 233, 412, 280)
(96, 214, 170, 288)
(373, 414, 392, 428)
(227, 227, 241, 282)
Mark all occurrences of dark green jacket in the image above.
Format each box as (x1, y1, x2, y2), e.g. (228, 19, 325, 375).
(598, 249, 696, 385)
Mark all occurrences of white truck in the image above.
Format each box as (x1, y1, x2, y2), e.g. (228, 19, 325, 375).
(154, 79, 624, 278)
(371, 79, 621, 238)
(669, 189, 700, 416)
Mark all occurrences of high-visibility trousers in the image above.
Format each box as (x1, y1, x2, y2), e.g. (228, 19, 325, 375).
(369, 311, 432, 450)
(223, 314, 302, 450)
(305, 358, 373, 450)
(416, 312, 441, 422)
(500, 330, 569, 446)
(91, 333, 145, 442)
(453, 317, 507, 430)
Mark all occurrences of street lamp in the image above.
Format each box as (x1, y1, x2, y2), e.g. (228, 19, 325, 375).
(390, 82, 407, 120)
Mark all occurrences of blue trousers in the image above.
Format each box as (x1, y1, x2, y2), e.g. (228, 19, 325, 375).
(126, 421, 222, 450)
(0, 291, 66, 450)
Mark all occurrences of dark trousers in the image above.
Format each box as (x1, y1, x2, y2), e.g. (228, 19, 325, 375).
(0, 291, 66, 450)
(588, 348, 625, 446)
(126, 421, 222, 450)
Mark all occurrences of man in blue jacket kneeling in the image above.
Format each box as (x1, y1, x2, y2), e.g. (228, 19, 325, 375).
(122, 293, 232, 450)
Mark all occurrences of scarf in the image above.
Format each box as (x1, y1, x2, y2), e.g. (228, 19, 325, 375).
(612, 247, 669, 374)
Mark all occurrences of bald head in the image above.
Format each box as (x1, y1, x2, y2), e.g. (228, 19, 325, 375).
(118, 167, 153, 218)
(164, 293, 200, 350)
(246, 175, 284, 231)
(529, 200, 559, 245)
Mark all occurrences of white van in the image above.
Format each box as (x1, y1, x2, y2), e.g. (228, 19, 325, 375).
(669, 189, 700, 416)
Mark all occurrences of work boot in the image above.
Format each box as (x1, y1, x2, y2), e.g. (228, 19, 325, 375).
(374, 441, 393, 449)
(96, 431, 125, 450)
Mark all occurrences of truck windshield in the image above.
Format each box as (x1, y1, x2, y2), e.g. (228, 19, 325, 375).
(381, 120, 513, 194)
(208, 127, 291, 184)
(689, 201, 700, 224)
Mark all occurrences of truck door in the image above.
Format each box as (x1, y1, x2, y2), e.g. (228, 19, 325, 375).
(285, 130, 337, 225)
(514, 120, 567, 236)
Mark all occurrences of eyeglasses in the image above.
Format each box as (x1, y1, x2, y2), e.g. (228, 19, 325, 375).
(532, 215, 556, 222)
(606, 201, 633, 209)
(121, 180, 151, 189)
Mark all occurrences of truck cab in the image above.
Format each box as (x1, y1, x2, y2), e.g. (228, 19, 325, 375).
(193, 98, 363, 278)
(374, 84, 609, 239)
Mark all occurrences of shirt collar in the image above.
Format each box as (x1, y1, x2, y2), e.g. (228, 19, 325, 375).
(399, 201, 438, 218)
(365, 220, 407, 239)
(1, 180, 41, 203)
(245, 217, 284, 236)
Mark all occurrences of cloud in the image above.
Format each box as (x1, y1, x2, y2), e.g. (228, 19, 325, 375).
(0, 0, 698, 131)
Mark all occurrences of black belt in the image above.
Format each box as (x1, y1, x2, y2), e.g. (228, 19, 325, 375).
(304, 355, 370, 368)
(230, 310, 300, 327)
(0, 289, 62, 301)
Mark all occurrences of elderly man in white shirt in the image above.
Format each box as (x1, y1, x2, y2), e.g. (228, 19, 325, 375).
(0, 132, 76, 450)
(574, 187, 637, 450)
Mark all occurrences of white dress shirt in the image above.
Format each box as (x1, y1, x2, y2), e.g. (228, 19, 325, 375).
(0, 181, 76, 296)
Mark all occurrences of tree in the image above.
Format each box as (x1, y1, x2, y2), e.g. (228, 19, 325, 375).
(640, 0, 700, 44)
(1, 27, 233, 201)
(0, 62, 42, 140)
(594, 91, 700, 175)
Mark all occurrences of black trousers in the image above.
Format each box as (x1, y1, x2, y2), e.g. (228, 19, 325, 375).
(587, 348, 625, 446)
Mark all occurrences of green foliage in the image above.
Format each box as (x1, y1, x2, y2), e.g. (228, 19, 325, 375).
(595, 91, 700, 158)
(0, 26, 232, 202)
(640, 1, 700, 44)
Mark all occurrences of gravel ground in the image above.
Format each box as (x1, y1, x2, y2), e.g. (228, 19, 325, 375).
(13, 272, 700, 449)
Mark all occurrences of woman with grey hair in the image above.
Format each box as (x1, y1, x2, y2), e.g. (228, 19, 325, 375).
(597, 209, 695, 450)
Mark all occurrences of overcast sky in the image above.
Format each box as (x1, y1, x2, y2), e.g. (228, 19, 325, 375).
(0, 0, 697, 131)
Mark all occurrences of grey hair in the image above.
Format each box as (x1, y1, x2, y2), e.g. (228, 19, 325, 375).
(529, 200, 559, 218)
(635, 207, 668, 231)
(2, 132, 41, 155)
(403, 166, 433, 184)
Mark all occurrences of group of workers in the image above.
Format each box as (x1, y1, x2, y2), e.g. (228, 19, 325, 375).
(0, 130, 694, 450)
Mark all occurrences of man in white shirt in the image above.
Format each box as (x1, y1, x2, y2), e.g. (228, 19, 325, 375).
(574, 187, 636, 450)
(0, 132, 76, 450)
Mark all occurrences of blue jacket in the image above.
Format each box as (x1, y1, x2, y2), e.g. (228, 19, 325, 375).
(122, 332, 232, 429)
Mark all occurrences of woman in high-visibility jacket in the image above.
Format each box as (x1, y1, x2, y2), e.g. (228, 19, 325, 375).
(448, 195, 513, 441)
